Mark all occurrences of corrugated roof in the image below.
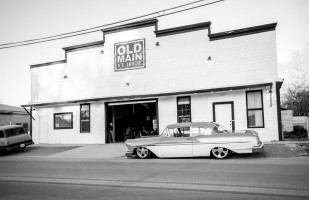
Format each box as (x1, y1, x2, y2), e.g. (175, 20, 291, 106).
(0, 104, 27, 114)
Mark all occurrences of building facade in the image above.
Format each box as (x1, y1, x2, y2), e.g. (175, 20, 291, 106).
(23, 19, 283, 144)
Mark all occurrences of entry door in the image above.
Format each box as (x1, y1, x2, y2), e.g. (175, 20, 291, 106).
(39, 116, 48, 143)
(213, 102, 235, 130)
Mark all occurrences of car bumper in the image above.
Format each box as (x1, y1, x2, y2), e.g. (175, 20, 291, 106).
(125, 151, 133, 157)
(0, 140, 34, 152)
(252, 142, 264, 153)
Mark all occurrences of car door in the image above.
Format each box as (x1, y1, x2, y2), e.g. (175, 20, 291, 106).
(160, 128, 192, 157)
(192, 126, 214, 157)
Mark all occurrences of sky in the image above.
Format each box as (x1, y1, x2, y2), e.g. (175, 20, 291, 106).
(0, 0, 308, 107)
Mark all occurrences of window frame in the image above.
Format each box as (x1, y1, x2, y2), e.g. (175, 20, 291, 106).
(246, 90, 265, 128)
(177, 96, 191, 123)
(54, 112, 73, 129)
(80, 103, 90, 133)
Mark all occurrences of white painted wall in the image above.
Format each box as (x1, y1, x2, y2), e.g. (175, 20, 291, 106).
(32, 102, 105, 144)
(30, 22, 280, 143)
(31, 25, 278, 103)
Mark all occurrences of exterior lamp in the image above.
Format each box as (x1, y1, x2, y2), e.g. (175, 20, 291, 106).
(156, 42, 159, 46)
(100, 50, 104, 54)
(269, 89, 273, 107)
(207, 56, 212, 61)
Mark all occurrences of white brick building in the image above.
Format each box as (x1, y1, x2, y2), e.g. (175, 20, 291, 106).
(23, 19, 283, 144)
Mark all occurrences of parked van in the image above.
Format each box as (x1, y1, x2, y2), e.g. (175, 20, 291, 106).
(0, 125, 34, 153)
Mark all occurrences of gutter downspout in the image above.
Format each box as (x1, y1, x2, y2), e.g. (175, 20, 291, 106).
(276, 81, 283, 141)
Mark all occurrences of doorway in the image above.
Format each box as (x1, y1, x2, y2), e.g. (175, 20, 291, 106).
(213, 102, 235, 130)
(106, 100, 158, 143)
(39, 115, 48, 143)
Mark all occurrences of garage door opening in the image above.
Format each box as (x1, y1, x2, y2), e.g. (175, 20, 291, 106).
(106, 100, 158, 143)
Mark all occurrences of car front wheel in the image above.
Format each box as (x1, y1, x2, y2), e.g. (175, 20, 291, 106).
(136, 147, 151, 159)
(211, 147, 230, 159)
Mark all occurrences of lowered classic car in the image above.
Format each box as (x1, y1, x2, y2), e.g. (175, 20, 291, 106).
(125, 122, 263, 159)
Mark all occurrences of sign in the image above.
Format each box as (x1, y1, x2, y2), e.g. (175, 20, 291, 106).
(114, 39, 145, 71)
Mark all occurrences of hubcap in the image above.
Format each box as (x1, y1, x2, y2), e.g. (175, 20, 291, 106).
(212, 147, 229, 158)
(137, 147, 149, 158)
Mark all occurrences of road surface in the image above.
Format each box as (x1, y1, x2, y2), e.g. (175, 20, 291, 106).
(1, 155, 309, 199)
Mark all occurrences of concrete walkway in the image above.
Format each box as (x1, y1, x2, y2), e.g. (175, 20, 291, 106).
(49, 143, 126, 159)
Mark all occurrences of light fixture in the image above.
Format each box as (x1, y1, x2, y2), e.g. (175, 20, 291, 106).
(269, 89, 273, 107)
(156, 42, 159, 46)
(207, 56, 212, 61)
(100, 50, 104, 54)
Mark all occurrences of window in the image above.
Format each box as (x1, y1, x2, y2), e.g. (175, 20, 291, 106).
(177, 96, 191, 123)
(23, 123, 29, 133)
(80, 104, 90, 133)
(5, 128, 26, 137)
(165, 127, 191, 137)
(0, 131, 4, 138)
(54, 112, 73, 129)
(246, 90, 264, 128)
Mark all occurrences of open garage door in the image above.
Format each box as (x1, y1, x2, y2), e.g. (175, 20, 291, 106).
(106, 99, 158, 143)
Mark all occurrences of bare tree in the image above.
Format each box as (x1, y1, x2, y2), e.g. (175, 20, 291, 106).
(281, 41, 309, 116)
(282, 85, 309, 116)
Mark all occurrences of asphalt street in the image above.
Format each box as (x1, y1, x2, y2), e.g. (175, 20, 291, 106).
(1, 153, 309, 199)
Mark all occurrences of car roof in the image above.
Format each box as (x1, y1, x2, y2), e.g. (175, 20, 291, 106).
(166, 122, 217, 129)
(0, 125, 23, 131)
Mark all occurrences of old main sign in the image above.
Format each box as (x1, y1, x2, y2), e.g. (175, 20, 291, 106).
(114, 39, 146, 71)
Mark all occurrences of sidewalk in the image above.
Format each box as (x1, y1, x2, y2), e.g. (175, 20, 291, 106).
(23, 143, 126, 159)
(18, 141, 309, 159)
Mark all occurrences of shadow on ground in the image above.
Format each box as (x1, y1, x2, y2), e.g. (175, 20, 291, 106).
(1, 146, 81, 157)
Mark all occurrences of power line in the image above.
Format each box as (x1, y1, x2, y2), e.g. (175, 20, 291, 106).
(0, 0, 208, 47)
(0, 0, 225, 50)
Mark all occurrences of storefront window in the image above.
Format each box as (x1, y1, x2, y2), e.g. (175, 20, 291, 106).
(177, 96, 191, 123)
(54, 112, 73, 129)
(80, 104, 90, 133)
(246, 90, 264, 128)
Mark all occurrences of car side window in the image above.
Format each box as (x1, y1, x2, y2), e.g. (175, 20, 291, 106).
(4, 128, 25, 137)
(171, 128, 191, 137)
(191, 127, 210, 136)
(212, 125, 228, 134)
(173, 128, 182, 137)
(204, 128, 213, 135)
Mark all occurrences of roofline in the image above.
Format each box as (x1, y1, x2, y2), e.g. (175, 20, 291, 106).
(101, 18, 158, 34)
(22, 82, 273, 107)
(30, 60, 66, 69)
(62, 40, 104, 52)
(155, 21, 211, 37)
(208, 23, 277, 41)
(166, 122, 215, 128)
